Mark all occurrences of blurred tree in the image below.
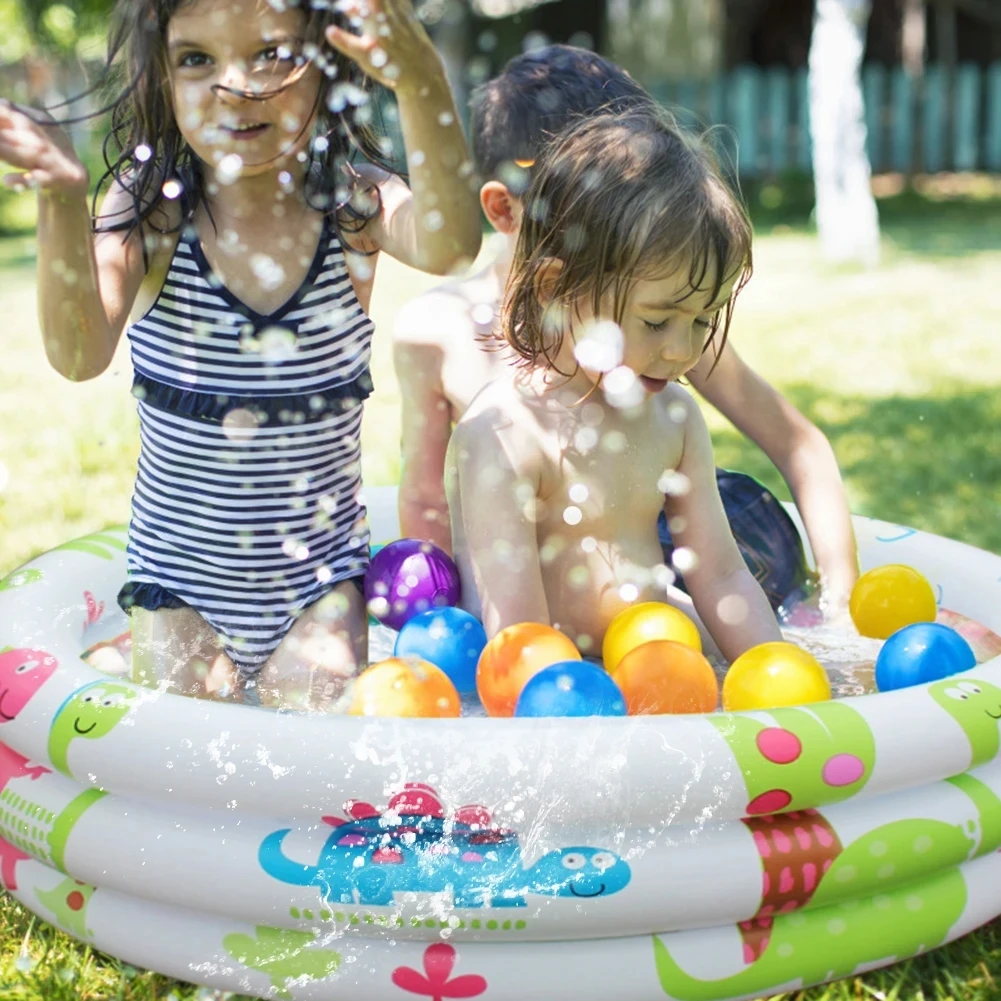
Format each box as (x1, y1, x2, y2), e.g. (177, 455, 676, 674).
(12, 0, 111, 56)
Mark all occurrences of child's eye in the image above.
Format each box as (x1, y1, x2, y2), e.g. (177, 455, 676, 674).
(257, 44, 296, 64)
(695, 310, 722, 330)
(642, 318, 668, 332)
(178, 51, 211, 69)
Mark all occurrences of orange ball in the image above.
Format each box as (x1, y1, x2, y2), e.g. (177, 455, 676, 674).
(611, 640, 719, 715)
(347, 657, 461, 718)
(476, 623, 581, 717)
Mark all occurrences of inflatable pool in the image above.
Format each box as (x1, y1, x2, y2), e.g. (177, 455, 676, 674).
(2, 486, 1001, 1001)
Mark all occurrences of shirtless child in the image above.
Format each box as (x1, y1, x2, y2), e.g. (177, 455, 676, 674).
(445, 106, 784, 662)
(394, 46, 859, 619)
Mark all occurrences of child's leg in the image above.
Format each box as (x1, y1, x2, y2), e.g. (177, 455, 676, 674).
(255, 579, 368, 712)
(131, 606, 240, 700)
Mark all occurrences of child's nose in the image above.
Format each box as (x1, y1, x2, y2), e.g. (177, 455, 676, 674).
(216, 61, 252, 99)
(659, 324, 698, 363)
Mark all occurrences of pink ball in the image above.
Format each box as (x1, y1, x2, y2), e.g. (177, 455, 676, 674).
(364, 540, 461, 631)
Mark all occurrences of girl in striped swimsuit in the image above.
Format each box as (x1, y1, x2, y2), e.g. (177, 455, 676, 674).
(1, 0, 481, 710)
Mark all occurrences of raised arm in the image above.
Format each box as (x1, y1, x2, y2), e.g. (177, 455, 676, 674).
(1, 101, 148, 380)
(394, 294, 455, 549)
(666, 390, 782, 662)
(688, 344, 859, 618)
(445, 406, 548, 637)
(326, 1, 481, 275)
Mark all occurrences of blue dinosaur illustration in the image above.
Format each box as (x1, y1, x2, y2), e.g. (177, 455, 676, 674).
(259, 783, 630, 908)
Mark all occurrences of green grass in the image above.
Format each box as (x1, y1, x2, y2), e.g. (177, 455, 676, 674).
(1, 184, 1001, 999)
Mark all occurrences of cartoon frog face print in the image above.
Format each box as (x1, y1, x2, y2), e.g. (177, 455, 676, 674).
(47, 681, 139, 777)
(930, 677, 1001, 767)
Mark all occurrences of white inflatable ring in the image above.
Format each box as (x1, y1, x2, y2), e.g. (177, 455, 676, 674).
(1, 486, 1001, 1001)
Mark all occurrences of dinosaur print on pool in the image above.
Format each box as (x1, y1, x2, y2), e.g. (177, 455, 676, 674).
(929, 677, 1001, 767)
(0, 740, 50, 889)
(35, 876, 97, 939)
(711, 701, 875, 816)
(259, 783, 631, 908)
(47, 680, 139, 777)
(224, 926, 341, 1000)
(0, 648, 59, 723)
(653, 773, 1001, 1001)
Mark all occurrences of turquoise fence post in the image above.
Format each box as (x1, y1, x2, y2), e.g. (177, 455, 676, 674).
(953, 64, 981, 171)
(796, 67, 811, 172)
(890, 68, 916, 172)
(707, 75, 726, 127)
(922, 64, 946, 173)
(863, 64, 886, 172)
(986, 63, 1001, 171)
(767, 67, 791, 174)
(731, 65, 761, 176)
(675, 80, 700, 129)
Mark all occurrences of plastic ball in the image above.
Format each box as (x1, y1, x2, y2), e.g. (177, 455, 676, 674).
(346, 657, 461, 718)
(476, 623, 581, 717)
(849, 564, 937, 640)
(875, 622, 976, 692)
(602, 602, 701, 674)
(393, 607, 487, 693)
(611, 640, 719, 714)
(364, 539, 461, 631)
(722, 641, 832, 711)
(514, 661, 627, 718)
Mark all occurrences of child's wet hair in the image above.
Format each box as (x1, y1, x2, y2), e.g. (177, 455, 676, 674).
(503, 105, 753, 373)
(469, 44, 650, 194)
(79, 0, 397, 253)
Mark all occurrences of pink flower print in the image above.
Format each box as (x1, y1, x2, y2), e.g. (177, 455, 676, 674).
(392, 943, 487, 1001)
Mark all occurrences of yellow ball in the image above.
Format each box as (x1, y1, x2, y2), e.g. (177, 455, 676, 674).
(849, 564, 937, 640)
(602, 602, 701, 674)
(722, 642, 832, 711)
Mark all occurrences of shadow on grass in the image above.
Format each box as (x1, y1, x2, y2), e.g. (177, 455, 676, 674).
(742, 176, 1001, 258)
(709, 385, 1001, 556)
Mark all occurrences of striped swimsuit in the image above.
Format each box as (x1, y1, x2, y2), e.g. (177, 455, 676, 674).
(119, 215, 374, 673)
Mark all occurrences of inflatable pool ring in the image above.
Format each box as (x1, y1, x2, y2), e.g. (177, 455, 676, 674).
(1, 491, 1001, 1001)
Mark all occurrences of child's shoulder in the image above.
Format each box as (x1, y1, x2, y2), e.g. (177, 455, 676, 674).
(392, 269, 498, 348)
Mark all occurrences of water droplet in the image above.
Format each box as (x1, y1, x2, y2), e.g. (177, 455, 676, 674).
(569, 483, 588, 503)
(672, 547, 698, 573)
(162, 178, 183, 199)
(216, 153, 244, 185)
(658, 470, 691, 497)
(135, 144, 153, 162)
(619, 583, 639, 602)
(563, 505, 583, 526)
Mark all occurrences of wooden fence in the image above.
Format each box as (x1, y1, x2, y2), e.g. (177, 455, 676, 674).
(648, 61, 1001, 177)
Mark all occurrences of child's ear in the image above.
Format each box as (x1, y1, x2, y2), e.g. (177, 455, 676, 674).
(480, 181, 522, 235)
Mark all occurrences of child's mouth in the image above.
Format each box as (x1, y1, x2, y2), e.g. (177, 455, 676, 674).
(639, 375, 669, 394)
(224, 123, 269, 140)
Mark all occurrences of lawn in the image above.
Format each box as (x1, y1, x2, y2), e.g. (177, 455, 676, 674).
(1, 181, 1001, 999)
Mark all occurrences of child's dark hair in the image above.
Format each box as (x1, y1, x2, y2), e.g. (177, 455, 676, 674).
(469, 44, 649, 193)
(504, 105, 753, 372)
(80, 0, 397, 253)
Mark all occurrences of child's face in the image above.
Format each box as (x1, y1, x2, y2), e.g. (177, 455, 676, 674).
(167, 0, 322, 178)
(570, 264, 737, 395)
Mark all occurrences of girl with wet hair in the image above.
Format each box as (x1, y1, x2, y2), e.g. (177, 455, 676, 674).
(0, 0, 481, 710)
(446, 105, 783, 664)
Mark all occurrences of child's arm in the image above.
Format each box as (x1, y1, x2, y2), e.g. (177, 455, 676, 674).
(445, 409, 548, 637)
(1, 101, 148, 380)
(393, 294, 454, 550)
(326, 2, 481, 275)
(688, 344, 859, 618)
(665, 389, 783, 662)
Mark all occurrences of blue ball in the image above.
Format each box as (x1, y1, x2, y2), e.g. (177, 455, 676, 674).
(514, 661, 627, 718)
(393, 607, 487, 693)
(874, 622, 976, 692)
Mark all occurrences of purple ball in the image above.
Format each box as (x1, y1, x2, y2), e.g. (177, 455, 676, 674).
(364, 539, 461, 631)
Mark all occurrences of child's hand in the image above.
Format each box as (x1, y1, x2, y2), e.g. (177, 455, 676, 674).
(325, 0, 438, 92)
(0, 100, 88, 196)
